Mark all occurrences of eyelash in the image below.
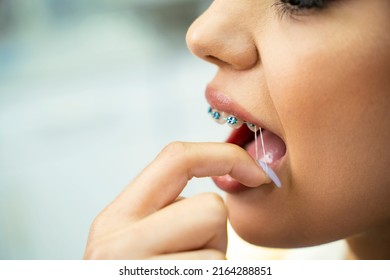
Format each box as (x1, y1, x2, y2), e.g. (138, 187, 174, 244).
(274, 0, 328, 19)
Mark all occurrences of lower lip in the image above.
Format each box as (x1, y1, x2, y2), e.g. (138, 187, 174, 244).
(212, 175, 249, 193)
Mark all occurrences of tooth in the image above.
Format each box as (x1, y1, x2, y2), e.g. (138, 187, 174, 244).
(226, 115, 243, 129)
(210, 109, 226, 124)
(246, 123, 258, 132)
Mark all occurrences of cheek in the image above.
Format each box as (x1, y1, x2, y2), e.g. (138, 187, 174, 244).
(228, 20, 390, 247)
(267, 29, 390, 230)
(269, 31, 390, 187)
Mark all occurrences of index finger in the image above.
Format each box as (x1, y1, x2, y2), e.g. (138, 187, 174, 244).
(111, 142, 269, 219)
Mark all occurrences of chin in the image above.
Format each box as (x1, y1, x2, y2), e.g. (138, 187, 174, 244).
(224, 189, 345, 249)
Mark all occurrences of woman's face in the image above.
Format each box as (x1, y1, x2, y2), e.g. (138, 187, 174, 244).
(187, 0, 390, 248)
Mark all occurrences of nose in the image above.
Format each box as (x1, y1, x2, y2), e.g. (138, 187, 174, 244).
(186, 2, 259, 71)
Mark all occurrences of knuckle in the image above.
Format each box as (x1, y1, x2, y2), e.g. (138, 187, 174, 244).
(160, 141, 188, 160)
(200, 193, 228, 225)
(163, 141, 187, 154)
(202, 192, 226, 211)
(88, 215, 106, 237)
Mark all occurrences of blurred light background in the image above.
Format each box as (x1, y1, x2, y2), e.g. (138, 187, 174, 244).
(0, 0, 232, 259)
(0, 0, 346, 260)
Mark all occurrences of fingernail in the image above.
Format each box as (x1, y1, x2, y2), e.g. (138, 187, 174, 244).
(258, 160, 282, 188)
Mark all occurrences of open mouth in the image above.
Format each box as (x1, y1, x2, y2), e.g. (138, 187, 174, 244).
(208, 107, 287, 192)
(209, 107, 287, 166)
(226, 124, 286, 166)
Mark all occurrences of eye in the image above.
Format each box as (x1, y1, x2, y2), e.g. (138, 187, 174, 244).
(274, 0, 329, 18)
(281, 0, 326, 9)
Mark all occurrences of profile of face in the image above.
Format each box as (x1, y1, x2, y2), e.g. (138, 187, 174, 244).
(186, 0, 390, 249)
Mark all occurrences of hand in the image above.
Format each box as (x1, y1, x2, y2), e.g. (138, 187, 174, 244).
(84, 142, 268, 259)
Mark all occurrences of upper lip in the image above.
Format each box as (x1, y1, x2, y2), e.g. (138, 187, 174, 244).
(205, 85, 270, 131)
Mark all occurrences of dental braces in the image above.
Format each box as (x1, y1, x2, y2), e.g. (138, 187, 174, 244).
(208, 107, 282, 188)
(208, 107, 257, 131)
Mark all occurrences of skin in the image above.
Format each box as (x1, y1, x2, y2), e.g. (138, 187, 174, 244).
(85, 0, 390, 259)
(84, 143, 268, 259)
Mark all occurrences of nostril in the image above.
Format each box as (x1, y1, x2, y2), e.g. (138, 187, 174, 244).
(205, 55, 230, 68)
(206, 55, 217, 60)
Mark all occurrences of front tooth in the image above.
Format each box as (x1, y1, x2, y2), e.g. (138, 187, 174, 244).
(211, 110, 227, 124)
(246, 122, 259, 132)
(226, 115, 243, 129)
